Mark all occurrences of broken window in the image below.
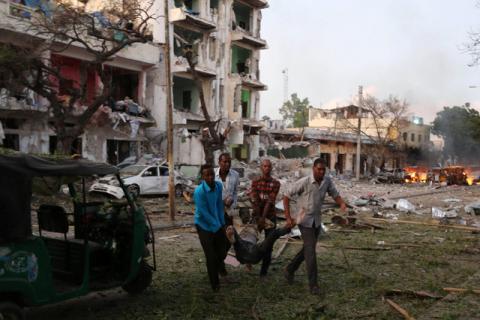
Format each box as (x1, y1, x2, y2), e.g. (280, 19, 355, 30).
(231, 144, 249, 161)
(174, 26, 202, 58)
(0, 118, 21, 129)
(402, 132, 407, 142)
(411, 133, 415, 142)
(173, 76, 199, 112)
(174, 0, 200, 14)
(49, 136, 82, 155)
(2, 134, 19, 151)
(241, 89, 251, 118)
(210, 0, 219, 9)
(233, 1, 252, 32)
(109, 67, 139, 102)
(418, 134, 422, 142)
(107, 139, 137, 165)
(231, 45, 252, 74)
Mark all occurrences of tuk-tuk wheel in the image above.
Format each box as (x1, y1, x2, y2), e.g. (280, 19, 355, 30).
(122, 261, 153, 295)
(0, 302, 25, 320)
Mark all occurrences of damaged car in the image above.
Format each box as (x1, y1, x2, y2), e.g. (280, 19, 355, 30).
(90, 163, 192, 198)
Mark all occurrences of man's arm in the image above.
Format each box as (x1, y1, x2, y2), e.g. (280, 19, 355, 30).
(283, 178, 306, 227)
(334, 195, 347, 212)
(283, 196, 293, 228)
(231, 171, 239, 208)
(328, 181, 347, 212)
(216, 182, 226, 226)
(262, 179, 280, 219)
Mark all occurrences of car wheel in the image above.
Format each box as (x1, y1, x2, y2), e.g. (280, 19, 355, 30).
(127, 184, 140, 198)
(0, 302, 25, 320)
(122, 260, 153, 295)
(175, 184, 183, 198)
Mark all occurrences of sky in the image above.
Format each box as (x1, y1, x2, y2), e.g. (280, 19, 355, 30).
(260, 0, 480, 123)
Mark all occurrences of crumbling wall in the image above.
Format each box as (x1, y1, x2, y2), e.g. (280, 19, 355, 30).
(174, 134, 205, 165)
(18, 119, 49, 154)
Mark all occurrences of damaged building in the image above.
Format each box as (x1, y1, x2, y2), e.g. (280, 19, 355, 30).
(166, 0, 268, 165)
(0, 0, 166, 164)
(0, 0, 268, 166)
(260, 105, 432, 175)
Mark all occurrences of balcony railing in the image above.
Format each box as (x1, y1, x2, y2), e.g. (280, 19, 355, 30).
(170, 7, 216, 31)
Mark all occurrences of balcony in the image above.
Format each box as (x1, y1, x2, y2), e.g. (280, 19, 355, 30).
(170, 7, 216, 31)
(237, 0, 269, 9)
(0, 88, 48, 116)
(231, 29, 267, 49)
(172, 56, 216, 78)
(241, 74, 267, 91)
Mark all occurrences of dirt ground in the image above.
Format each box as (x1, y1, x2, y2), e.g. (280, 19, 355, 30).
(27, 182, 480, 320)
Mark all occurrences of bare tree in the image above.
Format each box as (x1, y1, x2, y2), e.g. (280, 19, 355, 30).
(337, 95, 409, 169)
(0, 0, 156, 153)
(464, 0, 480, 66)
(177, 37, 230, 165)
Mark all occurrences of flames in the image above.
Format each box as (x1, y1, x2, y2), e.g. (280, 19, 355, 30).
(404, 167, 428, 183)
(403, 166, 479, 186)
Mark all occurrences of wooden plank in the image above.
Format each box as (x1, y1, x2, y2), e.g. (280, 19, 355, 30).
(385, 298, 416, 320)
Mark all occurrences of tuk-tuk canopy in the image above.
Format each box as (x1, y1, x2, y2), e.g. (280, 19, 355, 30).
(0, 153, 118, 177)
(0, 154, 118, 243)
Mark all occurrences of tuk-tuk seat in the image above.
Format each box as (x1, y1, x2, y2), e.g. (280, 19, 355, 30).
(38, 205, 69, 238)
(38, 204, 104, 282)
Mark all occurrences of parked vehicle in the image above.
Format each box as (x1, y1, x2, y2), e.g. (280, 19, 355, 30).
(0, 153, 156, 319)
(90, 162, 191, 198)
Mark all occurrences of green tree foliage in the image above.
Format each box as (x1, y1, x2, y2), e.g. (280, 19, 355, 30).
(432, 105, 480, 162)
(279, 93, 310, 128)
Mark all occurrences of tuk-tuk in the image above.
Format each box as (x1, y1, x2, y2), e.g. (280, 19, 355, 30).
(0, 153, 156, 319)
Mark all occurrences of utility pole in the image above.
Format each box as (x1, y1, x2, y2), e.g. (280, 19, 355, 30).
(282, 68, 288, 103)
(355, 86, 363, 181)
(164, 0, 175, 220)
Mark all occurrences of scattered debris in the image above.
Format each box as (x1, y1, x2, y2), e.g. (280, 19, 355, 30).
(385, 298, 416, 320)
(385, 289, 442, 300)
(157, 235, 181, 241)
(442, 287, 480, 295)
(464, 201, 480, 216)
(396, 199, 416, 213)
(431, 207, 458, 219)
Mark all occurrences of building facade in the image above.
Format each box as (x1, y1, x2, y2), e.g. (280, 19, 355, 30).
(0, 0, 268, 165)
(166, 0, 268, 164)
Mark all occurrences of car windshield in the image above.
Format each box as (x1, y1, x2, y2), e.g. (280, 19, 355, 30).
(120, 165, 145, 176)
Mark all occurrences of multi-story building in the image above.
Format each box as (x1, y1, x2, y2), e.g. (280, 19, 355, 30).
(165, 0, 268, 164)
(0, 0, 269, 165)
(0, 0, 164, 163)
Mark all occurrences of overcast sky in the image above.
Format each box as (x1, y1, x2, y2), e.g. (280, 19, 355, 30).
(260, 0, 480, 123)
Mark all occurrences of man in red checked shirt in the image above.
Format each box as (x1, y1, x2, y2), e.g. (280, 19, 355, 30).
(250, 159, 281, 278)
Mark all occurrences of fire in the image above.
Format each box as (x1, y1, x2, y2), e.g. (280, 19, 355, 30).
(404, 166, 428, 183)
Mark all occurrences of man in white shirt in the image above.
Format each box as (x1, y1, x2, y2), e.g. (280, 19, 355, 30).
(214, 153, 240, 226)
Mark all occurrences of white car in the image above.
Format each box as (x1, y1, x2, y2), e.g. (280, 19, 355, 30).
(89, 164, 191, 199)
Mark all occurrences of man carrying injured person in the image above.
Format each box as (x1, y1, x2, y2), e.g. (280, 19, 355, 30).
(283, 157, 347, 295)
(249, 159, 281, 277)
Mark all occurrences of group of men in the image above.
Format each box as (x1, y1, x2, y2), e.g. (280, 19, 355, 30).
(193, 153, 347, 295)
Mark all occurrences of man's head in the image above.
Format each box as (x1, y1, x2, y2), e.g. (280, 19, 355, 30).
(260, 159, 272, 178)
(312, 158, 327, 182)
(218, 153, 231, 173)
(201, 164, 215, 188)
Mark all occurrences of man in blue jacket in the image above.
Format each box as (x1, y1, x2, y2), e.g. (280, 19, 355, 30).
(194, 164, 229, 291)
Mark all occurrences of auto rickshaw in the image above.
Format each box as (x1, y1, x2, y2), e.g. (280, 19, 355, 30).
(0, 153, 156, 319)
